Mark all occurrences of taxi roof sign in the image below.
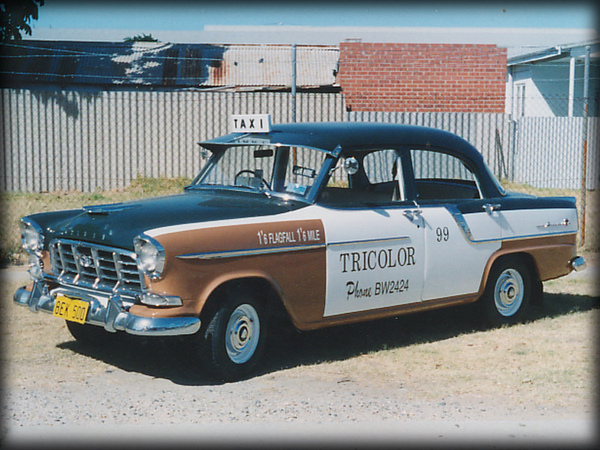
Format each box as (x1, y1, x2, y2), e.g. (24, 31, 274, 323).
(231, 114, 271, 133)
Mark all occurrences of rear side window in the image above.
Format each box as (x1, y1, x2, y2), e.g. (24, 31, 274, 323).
(410, 149, 481, 200)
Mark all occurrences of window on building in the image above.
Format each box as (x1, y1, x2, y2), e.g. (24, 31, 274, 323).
(515, 83, 526, 117)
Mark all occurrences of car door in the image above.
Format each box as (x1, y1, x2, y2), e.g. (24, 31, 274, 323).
(407, 148, 503, 301)
(317, 149, 425, 317)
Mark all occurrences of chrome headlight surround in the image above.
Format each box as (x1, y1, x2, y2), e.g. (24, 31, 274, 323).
(28, 253, 44, 281)
(139, 292, 182, 307)
(20, 218, 45, 255)
(133, 234, 165, 280)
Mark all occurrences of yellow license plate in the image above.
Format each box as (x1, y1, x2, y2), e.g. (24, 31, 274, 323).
(53, 294, 89, 324)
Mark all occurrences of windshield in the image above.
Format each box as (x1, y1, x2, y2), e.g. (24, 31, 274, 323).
(190, 145, 330, 199)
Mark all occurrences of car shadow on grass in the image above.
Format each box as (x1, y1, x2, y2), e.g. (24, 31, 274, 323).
(57, 292, 599, 386)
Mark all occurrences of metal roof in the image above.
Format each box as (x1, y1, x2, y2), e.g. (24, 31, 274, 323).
(507, 38, 600, 66)
(0, 40, 339, 89)
(211, 45, 338, 87)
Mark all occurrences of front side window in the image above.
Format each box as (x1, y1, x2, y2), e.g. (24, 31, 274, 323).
(319, 149, 405, 206)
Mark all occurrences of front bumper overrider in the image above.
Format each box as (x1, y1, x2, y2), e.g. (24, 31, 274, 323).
(14, 281, 201, 337)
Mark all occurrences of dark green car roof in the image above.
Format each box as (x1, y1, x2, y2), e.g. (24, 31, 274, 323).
(200, 121, 479, 159)
(199, 121, 503, 198)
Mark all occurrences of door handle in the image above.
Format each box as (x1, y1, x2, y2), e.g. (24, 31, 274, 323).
(403, 209, 422, 221)
(483, 203, 501, 214)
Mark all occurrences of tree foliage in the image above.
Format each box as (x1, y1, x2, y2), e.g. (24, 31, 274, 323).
(124, 33, 158, 43)
(0, 0, 44, 42)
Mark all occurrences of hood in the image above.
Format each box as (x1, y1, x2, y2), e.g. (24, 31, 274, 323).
(33, 189, 307, 251)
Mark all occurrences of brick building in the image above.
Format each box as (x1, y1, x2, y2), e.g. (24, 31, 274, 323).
(337, 42, 507, 113)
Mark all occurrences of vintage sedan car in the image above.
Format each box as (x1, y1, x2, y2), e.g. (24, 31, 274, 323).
(15, 117, 586, 381)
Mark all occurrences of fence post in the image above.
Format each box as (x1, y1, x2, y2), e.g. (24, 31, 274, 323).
(291, 44, 297, 123)
(580, 45, 590, 246)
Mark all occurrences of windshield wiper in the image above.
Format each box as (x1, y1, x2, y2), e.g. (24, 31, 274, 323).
(234, 184, 272, 198)
(188, 183, 272, 198)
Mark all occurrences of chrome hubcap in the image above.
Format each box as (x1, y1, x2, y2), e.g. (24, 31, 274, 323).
(225, 304, 260, 364)
(494, 268, 524, 317)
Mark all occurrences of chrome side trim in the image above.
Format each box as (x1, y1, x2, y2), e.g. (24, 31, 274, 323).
(501, 231, 577, 241)
(446, 205, 476, 242)
(446, 205, 577, 244)
(178, 243, 326, 260)
(178, 236, 411, 260)
(328, 236, 410, 247)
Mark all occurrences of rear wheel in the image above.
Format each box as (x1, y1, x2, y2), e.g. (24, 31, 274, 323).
(201, 292, 268, 381)
(481, 256, 534, 327)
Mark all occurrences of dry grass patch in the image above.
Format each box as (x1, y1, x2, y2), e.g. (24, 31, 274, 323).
(502, 180, 598, 253)
(334, 312, 596, 404)
(1, 176, 191, 265)
(280, 265, 598, 415)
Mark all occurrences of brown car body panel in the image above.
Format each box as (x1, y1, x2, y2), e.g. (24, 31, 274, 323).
(138, 219, 327, 328)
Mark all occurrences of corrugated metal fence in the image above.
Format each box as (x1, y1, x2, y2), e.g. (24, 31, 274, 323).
(513, 116, 599, 190)
(1, 88, 597, 192)
(0, 89, 344, 192)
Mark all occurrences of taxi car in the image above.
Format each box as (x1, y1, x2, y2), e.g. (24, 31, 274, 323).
(15, 115, 586, 381)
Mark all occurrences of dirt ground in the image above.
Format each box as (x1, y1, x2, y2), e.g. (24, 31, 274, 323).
(1, 261, 598, 448)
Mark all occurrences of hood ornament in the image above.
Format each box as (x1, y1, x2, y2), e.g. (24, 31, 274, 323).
(83, 204, 138, 215)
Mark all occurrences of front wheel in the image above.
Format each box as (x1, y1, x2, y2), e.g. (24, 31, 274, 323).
(481, 256, 534, 327)
(202, 293, 268, 381)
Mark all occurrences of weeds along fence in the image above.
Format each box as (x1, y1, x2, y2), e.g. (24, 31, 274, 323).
(1, 88, 598, 192)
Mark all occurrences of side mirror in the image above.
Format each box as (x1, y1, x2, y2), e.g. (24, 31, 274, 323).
(200, 148, 212, 160)
(343, 157, 359, 175)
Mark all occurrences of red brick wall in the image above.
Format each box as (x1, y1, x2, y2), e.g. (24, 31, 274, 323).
(337, 42, 507, 113)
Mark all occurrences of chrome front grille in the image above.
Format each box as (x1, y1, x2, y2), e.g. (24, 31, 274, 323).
(49, 239, 143, 296)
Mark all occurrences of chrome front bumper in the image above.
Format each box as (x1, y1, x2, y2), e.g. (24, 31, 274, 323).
(14, 282, 201, 337)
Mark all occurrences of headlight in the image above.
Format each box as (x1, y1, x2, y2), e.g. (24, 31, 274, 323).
(134, 234, 165, 279)
(20, 218, 44, 254)
(28, 253, 44, 281)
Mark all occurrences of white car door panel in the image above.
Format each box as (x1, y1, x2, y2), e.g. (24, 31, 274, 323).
(420, 206, 501, 301)
(320, 207, 425, 317)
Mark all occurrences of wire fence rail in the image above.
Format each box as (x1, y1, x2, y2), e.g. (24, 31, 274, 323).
(1, 88, 598, 193)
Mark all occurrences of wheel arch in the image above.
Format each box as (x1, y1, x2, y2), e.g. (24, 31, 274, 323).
(480, 250, 543, 306)
(197, 274, 291, 327)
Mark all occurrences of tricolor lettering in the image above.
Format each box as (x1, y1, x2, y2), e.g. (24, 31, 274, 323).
(339, 246, 416, 273)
